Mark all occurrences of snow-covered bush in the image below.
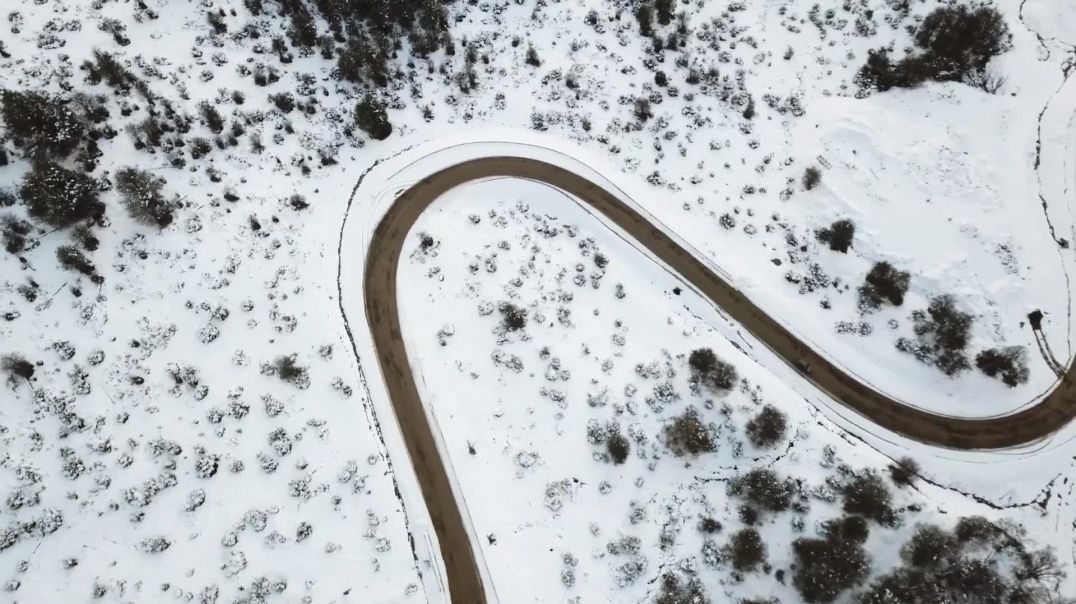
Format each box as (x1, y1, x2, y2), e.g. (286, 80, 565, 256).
(20, 161, 104, 228)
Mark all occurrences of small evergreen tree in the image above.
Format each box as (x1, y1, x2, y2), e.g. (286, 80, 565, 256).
(355, 94, 392, 140)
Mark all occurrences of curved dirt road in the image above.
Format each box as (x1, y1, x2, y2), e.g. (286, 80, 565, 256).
(363, 156, 1076, 603)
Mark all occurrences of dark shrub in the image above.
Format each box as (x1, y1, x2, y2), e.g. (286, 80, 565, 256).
(2, 215, 33, 254)
(115, 167, 175, 228)
(655, 572, 709, 604)
(269, 92, 295, 113)
(688, 348, 738, 392)
(862, 517, 1062, 604)
(83, 50, 150, 98)
(525, 46, 541, 67)
(816, 219, 854, 253)
(199, 101, 224, 134)
(607, 430, 630, 464)
(1, 91, 86, 159)
(822, 515, 869, 544)
(792, 532, 871, 603)
(857, 567, 946, 604)
(728, 468, 793, 513)
(634, 98, 653, 122)
(803, 166, 821, 191)
(902, 524, 960, 570)
(1, 354, 35, 380)
(664, 407, 716, 456)
(500, 303, 527, 331)
(915, 6, 1010, 77)
(841, 470, 897, 526)
(953, 516, 1003, 546)
(745, 404, 787, 448)
(337, 34, 389, 87)
(899, 295, 974, 376)
(635, 3, 654, 38)
(858, 261, 910, 310)
(56, 245, 102, 283)
(698, 517, 722, 534)
(858, 6, 1010, 91)
(21, 161, 104, 228)
(655, 0, 674, 26)
(887, 456, 919, 488)
(355, 94, 392, 141)
(272, 355, 309, 388)
(728, 528, 766, 572)
(975, 346, 1029, 387)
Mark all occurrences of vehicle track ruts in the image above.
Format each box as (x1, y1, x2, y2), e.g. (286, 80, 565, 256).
(363, 156, 1076, 603)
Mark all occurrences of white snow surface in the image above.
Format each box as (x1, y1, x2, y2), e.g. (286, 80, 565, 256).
(2, 0, 1076, 601)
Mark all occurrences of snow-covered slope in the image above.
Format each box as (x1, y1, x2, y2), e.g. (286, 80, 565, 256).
(1, 0, 1075, 601)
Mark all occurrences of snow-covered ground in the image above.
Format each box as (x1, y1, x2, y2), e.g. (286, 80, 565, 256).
(2, 0, 1076, 601)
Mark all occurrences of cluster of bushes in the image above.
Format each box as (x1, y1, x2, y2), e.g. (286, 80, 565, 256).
(858, 517, 1065, 603)
(586, 420, 630, 464)
(897, 295, 975, 376)
(792, 516, 872, 602)
(858, 6, 1010, 92)
(975, 346, 1029, 387)
(688, 348, 738, 392)
(856, 261, 1028, 385)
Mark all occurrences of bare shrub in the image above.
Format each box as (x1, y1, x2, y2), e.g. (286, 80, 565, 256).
(803, 166, 821, 191)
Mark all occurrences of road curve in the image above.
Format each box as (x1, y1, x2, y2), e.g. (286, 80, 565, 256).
(363, 156, 1076, 603)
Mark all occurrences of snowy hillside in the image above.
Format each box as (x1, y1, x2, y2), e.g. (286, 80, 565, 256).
(1, 0, 1075, 602)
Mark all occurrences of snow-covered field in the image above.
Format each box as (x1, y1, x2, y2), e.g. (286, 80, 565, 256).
(2, 0, 1076, 601)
